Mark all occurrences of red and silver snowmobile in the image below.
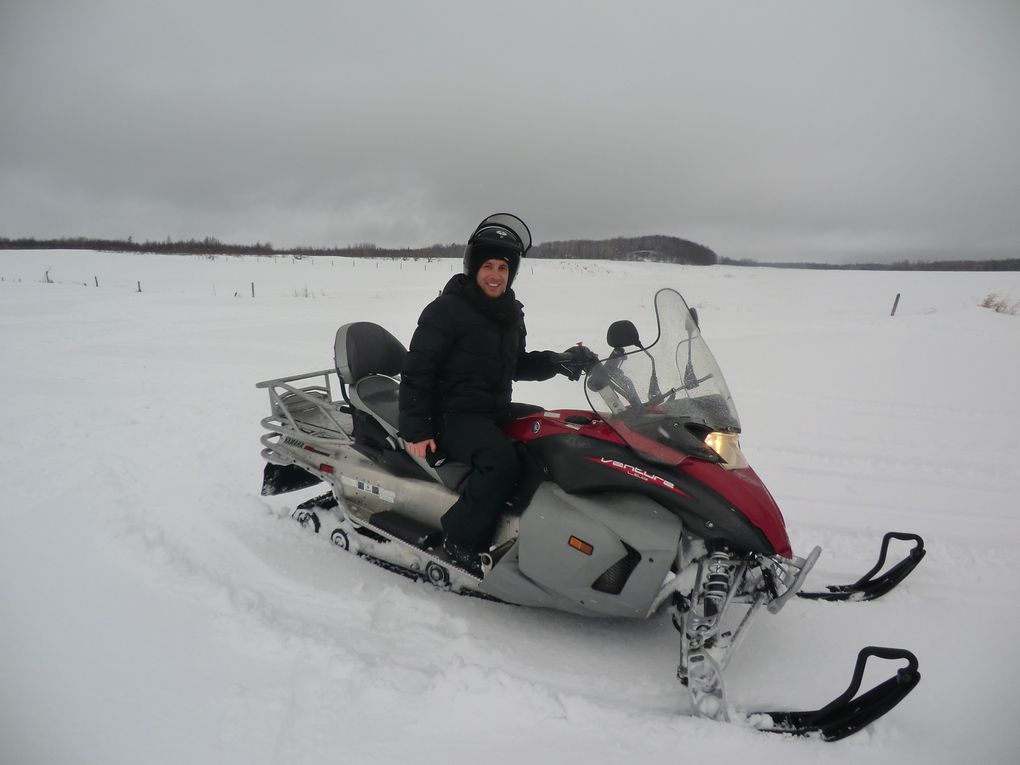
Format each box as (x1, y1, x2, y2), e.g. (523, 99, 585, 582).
(256, 287, 924, 740)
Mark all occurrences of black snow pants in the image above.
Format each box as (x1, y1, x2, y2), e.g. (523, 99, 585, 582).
(437, 412, 519, 552)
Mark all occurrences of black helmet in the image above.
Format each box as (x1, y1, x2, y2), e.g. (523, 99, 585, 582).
(463, 213, 532, 286)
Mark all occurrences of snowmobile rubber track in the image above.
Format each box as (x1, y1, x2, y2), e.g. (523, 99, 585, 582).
(355, 551, 506, 603)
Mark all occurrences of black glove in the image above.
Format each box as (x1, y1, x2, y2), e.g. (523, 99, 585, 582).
(551, 345, 600, 381)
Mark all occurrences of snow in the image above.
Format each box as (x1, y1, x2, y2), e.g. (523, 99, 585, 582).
(2, 250, 1019, 764)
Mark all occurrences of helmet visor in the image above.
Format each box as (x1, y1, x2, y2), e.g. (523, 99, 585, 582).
(471, 213, 532, 253)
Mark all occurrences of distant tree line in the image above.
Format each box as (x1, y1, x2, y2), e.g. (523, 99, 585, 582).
(719, 256, 1020, 272)
(288, 242, 466, 259)
(9, 235, 1012, 270)
(0, 236, 274, 256)
(0, 235, 718, 265)
(531, 235, 717, 265)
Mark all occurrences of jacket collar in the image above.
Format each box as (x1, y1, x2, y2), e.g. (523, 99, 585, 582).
(443, 274, 521, 327)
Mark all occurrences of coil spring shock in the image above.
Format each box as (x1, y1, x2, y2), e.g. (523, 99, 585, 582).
(703, 549, 733, 616)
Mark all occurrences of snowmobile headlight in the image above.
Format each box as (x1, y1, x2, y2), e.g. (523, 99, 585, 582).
(704, 432, 749, 470)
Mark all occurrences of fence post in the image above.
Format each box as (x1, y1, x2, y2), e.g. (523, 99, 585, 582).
(94, 276, 99, 287)
(890, 293, 901, 316)
(137, 281, 142, 293)
(251, 282, 255, 298)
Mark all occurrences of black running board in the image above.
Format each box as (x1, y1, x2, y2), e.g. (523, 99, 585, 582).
(798, 532, 926, 602)
(343, 504, 481, 582)
(756, 646, 921, 741)
(370, 510, 443, 550)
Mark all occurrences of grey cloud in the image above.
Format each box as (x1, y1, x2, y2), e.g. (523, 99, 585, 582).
(1, 0, 1018, 261)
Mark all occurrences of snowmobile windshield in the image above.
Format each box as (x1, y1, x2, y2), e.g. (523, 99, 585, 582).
(584, 288, 741, 466)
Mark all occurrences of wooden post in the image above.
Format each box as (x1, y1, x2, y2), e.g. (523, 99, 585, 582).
(251, 282, 255, 298)
(890, 293, 901, 316)
(94, 276, 99, 287)
(137, 281, 142, 293)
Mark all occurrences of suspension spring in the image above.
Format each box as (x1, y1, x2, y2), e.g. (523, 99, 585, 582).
(703, 549, 733, 616)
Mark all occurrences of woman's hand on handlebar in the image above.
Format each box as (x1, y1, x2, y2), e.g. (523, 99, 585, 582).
(407, 438, 437, 459)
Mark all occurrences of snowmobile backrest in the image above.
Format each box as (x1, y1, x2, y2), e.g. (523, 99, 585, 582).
(335, 322, 408, 384)
(334, 321, 469, 490)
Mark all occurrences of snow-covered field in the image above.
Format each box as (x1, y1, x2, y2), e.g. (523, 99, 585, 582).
(2, 250, 1019, 764)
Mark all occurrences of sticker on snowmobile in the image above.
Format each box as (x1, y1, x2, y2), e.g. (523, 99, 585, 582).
(587, 457, 690, 497)
(341, 475, 395, 503)
(281, 436, 330, 456)
(543, 411, 561, 419)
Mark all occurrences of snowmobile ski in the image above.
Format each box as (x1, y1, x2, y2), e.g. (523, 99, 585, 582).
(754, 646, 921, 741)
(798, 532, 926, 602)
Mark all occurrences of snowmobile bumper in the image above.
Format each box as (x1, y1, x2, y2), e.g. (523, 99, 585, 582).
(766, 545, 821, 614)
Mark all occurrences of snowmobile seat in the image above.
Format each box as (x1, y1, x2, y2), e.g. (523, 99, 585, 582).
(334, 321, 471, 490)
(334, 322, 409, 438)
(335, 321, 407, 386)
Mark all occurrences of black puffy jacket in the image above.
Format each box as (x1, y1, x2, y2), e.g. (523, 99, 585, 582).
(398, 274, 557, 442)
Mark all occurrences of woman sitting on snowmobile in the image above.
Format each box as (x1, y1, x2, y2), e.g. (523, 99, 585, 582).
(398, 214, 597, 573)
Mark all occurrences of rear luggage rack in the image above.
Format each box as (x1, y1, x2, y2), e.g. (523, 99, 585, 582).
(257, 369, 355, 455)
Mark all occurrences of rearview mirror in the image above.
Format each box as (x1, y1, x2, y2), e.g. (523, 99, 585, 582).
(607, 320, 641, 349)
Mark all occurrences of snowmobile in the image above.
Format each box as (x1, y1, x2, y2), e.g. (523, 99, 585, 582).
(255, 286, 924, 741)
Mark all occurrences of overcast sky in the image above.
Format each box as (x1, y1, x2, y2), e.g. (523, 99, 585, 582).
(1, 0, 1017, 262)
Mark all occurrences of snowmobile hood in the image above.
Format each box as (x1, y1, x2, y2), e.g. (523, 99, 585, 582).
(678, 460, 792, 558)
